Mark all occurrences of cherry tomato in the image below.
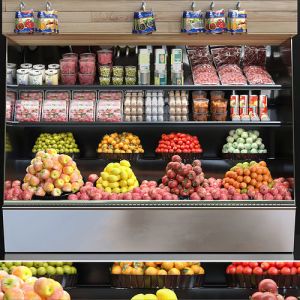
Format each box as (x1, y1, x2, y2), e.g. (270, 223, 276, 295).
(268, 267, 279, 275)
(280, 267, 291, 275)
(243, 266, 252, 275)
(226, 265, 236, 274)
(275, 262, 285, 269)
(261, 262, 270, 270)
(253, 267, 263, 275)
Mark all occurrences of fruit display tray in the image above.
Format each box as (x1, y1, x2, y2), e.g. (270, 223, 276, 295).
(31, 152, 80, 159)
(32, 193, 71, 201)
(111, 274, 205, 289)
(97, 153, 141, 162)
(47, 274, 78, 288)
(157, 153, 202, 163)
(226, 274, 300, 289)
(222, 153, 268, 161)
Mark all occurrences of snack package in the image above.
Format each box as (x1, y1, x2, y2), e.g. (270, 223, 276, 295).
(259, 95, 268, 117)
(230, 95, 239, 116)
(42, 100, 68, 122)
(205, 9, 226, 33)
(227, 9, 247, 33)
(211, 47, 241, 68)
(69, 100, 95, 122)
(36, 2, 59, 34)
(243, 66, 274, 85)
(15, 100, 41, 122)
(243, 46, 267, 67)
(15, 6, 35, 33)
(20, 91, 44, 102)
(96, 100, 122, 122)
(182, 10, 204, 33)
(73, 91, 97, 101)
(218, 64, 247, 85)
(249, 95, 258, 115)
(239, 95, 248, 115)
(133, 8, 156, 34)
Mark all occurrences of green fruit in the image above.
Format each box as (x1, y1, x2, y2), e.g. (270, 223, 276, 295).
(63, 265, 72, 275)
(30, 267, 37, 276)
(64, 262, 73, 266)
(47, 266, 56, 275)
(23, 262, 34, 268)
(56, 267, 64, 275)
(14, 262, 21, 266)
(70, 267, 77, 274)
(37, 267, 47, 276)
(55, 262, 64, 267)
(5, 262, 13, 268)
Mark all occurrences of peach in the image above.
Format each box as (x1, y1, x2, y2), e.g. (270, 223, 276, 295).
(3, 287, 24, 300)
(52, 163, 63, 172)
(62, 183, 72, 193)
(88, 174, 99, 183)
(36, 151, 45, 158)
(35, 187, 46, 197)
(24, 174, 32, 183)
(33, 162, 43, 172)
(34, 278, 55, 298)
(27, 186, 37, 194)
(1, 275, 22, 292)
(22, 283, 34, 292)
(0, 291, 3, 300)
(42, 159, 54, 170)
(46, 149, 57, 155)
(54, 179, 64, 189)
(29, 176, 40, 187)
(50, 170, 61, 180)
(24, 277, 37, 286)
(39, 169, 51, 180)
(58, 155, 72, 165)
(62, 167, 74, 176)
(27, 165, 36, 175)
(0, 271, 8, 281)
(12, 266, 32, 281)
(22, 183, 30, 191)
(51, 188, 62, 197)
(60, 174, 70, 183)
(23, 289, 42, 300)
(44, 182, 55, 193)
(12, 180, 21, 188)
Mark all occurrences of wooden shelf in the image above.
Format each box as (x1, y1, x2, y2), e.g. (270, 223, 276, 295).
(5, 33, 293, 46)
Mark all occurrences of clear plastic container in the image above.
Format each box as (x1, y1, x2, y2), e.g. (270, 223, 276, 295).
(210, 98, 228, 114)
(79, 59, 96, 74)
(125, 77, 136, 85)
(42, 100, 68, 122)
(193, 112, 208, 121)
(193, 99, 209, 114)
(15, 100, 41, 122)
(99, 66, 111, 77)
(211, 112, 227, 121)
(97, 50, 113, 65)
(60, 59, 76, 74)
(192, 91, 207, 100)
(125, 66, 137, 77)
(20, 91, 44, 102)
(69, 100, 95, 122)
(96, 100, 122, 122)
(112, 77, 123, 85)
(61, 73, 77, 85)
(112, 66, 124, 77)
(99, 77, 110, 86)
(45, 91, 70, 101)
(210, 91, 225, 101)
(78, 73, 95, 85)
(80, 53, 96, 60)
(73, 91, 97, 101)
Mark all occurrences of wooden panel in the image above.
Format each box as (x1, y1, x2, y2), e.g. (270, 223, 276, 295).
(3, 0, 297, 36)
(5, 33, 293, 47)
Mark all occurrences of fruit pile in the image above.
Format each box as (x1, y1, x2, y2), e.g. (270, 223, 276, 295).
(131, 288, 178, 300)
(0, 262, 76, 277)
(68, 178, 177, 200)
(250, 279, 297, 300)
(95, 160, 139, 194)
(97, 132, 144, 154)
(32, 132, 80, 154)
(0, 266, 70, 299)
(227, 262, 300, 278)
(22, 149, 84, 197)
(112, 262, 204, 276)
(5, 180, 33, 200)
(222, 128, 267, 154)
(160, 155, 205, 197)
(155, 133, 202, 153)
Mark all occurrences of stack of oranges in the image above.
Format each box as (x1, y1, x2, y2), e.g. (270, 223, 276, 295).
(222, 161, 273, 194)
(97, 132, 144, 154)
(111, 262, 205, 276)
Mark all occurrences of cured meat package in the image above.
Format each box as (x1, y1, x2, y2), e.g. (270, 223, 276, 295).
(243, 66, 274, 85)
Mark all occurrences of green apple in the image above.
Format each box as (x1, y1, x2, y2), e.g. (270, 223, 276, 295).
(23, 262, 34, 268)
(55, 262, 63, 267)
(37, 267, 47, 276)
(64, 262, 73, 266)
(4, 262, 13, 268)
(30, 267, 37, 276)
(70, 267, 77, 274)
(63, 265, 72, 275)
(14, 262, 21, 266)
(2, 267, 8, 273)
(56, 267, 64, 275)
(41, 262, 48, 268)
(34, 262, 42, 268)
(48, 262, 57, 267)
(47, 266, 56, 276)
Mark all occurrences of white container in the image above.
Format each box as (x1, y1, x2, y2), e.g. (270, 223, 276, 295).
(6, 69, 13, 84)
(33, 64, 46, 81)
(48, 64, 60, 79)
(17, 69, 29, 85)
(29, 70, 43, 85)
(20, 63, 32, 70)
(45, 69, 59, 85)
(7, 63, 17, 80)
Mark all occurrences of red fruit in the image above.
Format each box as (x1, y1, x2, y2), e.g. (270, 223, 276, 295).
(170, 188, 179, 195)
(293, 262, 300, 268)
(297, 267, 300, 274)
(285, 297, 298, 300)
(162, 175, 169, 185)
(253, 267, 263, 275)
(167, 169, 176, 179)
(285, 262, 294, 268)
(168, 180, 178, 189)
(226, 265, 236, 274)
(242, 262, 249, 267)
(192, 160, 201, 167)
(261, 262, 270, 270)
(243, 266, 252, 275)
(261, 293, 277, 300)
(192, 178, 201, 187)
(187, 170, 196, 180)
(291, 267, 297, 275)
(249, 262, 259, 268)
(258, 279, 278, 293)
(236, 265, 244, 274)
(275, 262, 285, 269)
(251, 292, 264, 300)
(190, 192, 200, 200)
(176, 174, 185, 183)
(88, 174, 99, 183)
(267, 267, 279, 276)
(172, 155, 182, 162)
(280, 267, 291, 275)
(182, 179, 192, 189)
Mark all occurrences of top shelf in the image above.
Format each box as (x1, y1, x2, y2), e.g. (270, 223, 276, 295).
(5, 33, 293, 46)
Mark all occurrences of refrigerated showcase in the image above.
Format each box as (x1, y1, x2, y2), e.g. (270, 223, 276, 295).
(1, 37, 296, 258)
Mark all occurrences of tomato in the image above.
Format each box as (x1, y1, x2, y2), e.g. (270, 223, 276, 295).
(241, 262, 249, 267)
(267, 267, 279, 275)
(249, 262, 258, 268)
(294, 262, 300, 268)
(280, 267, 291, 275)
(268, 262, 275, 267)
(226, 265, 236, 274)
(236, 265, 244, 274)
(243, 266, 252, 275)
(291, 267, 297, 275)
(297, 267, 300, 274)
(261, 262, 270, 270)
(253, 267, 263, 275)
(275, 262, 285, 269)
(285, 262, 294, 268)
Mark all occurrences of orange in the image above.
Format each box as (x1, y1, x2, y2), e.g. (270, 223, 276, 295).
(145, 262, 157, 268)
(259, 161, 267, 167)
(111, 265, 122, 275)
(157, 269, 168, 275)
(243, 169, 250, 176)
(174, 262, 187, 270)
(168, 268, 180, 275)
(182, 267, 194, 275)
(237, 176, 244, 183)
(145, 267, 158, 275)
(244, 176, 251, 184)
(257, 175, 263, 182)
(161, 262, 174, 271)
(251, 172, 257, 179)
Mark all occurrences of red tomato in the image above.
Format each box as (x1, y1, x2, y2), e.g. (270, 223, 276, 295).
(249, 262, 259, 268)
(280, 267, 291, 275)
(294, 262, 300, 268)
(226, 265, 236, 274)
(261, 262, 270, 270)
(243, 266, 252, 275)
(242, 262, 249, 267)
(267, 267, 279, 275)
(285, 262, 294, 268)
(275, 262, 285, 269)
(297, 267, 300, 274)
(291, 267, 297, 275)
(236, 265, 244, 274)
(268, 262, 275, 267)
(253, 267, 263, 275)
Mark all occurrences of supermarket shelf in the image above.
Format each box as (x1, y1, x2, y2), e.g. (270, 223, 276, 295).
(3, 200, 295, 208)
(5, 121, 292, 128)
(5, 33, 294, 47)
(67, 286, 300, 300)
(7, 84, 289, 91)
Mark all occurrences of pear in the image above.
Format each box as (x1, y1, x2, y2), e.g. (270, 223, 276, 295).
(156, 288, 178, 300)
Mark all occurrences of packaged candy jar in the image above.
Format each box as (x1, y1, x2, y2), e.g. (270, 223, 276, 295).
(15, 100, 41, 122)
(181, 2, 204, 33)
(69, 100, 95, 122)
(36, 2, 59, 33)
(227, 3, 247, 33)
(14, 2, 35, 34)
(97, 50, 113, 65)
(133, 2, 156, 34)
(205, 4, 226, 33)
(42, 100, 68, 122)
(80, 53, 96, 60)
(45, 69, 59, 85)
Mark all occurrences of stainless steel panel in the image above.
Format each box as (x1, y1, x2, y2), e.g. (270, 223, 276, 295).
(3, 208, 295, 253)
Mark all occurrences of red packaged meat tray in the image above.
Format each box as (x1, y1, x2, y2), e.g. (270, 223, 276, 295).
(7, 91, 17, 101)
(45, 91, 71, 101)
(69, 100, 95, 122)
(211, 47, 241, 69)
(19, 91, 43, 102)
(243, 46, 267, 67)
(42, 100, 69, 122)
(73, 91, 97, 101)
(192, 64, 220, 85)
(243, 66, 274, 85)
(6, 100, 14, 121)
(218, 64, 247, 85)
(15, 100, 41, 122)
(96, 100, 122, 122)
